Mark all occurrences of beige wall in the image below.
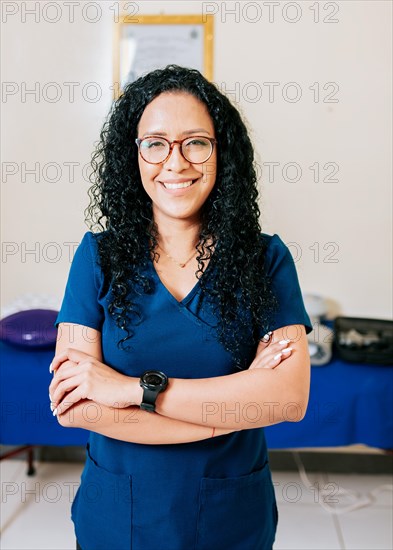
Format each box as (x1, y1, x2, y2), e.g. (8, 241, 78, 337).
(1, 1, 392, 320)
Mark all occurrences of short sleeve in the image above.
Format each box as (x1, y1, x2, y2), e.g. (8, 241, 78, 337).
(262, 233, 313, 336)
(54, 231, 104, 331)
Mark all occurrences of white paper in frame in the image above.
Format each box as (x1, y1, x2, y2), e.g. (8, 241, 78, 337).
(113, 14, 214, 99)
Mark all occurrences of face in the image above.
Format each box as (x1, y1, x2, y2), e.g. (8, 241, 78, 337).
(136, 91, 217, 225)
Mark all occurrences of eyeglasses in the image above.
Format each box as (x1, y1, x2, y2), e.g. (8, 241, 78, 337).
(135, 135, 217, 165)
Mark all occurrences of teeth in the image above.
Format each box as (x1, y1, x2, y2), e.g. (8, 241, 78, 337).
(163, 180, 194, 189)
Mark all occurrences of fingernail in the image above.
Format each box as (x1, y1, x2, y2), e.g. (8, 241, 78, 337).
(274, 352, 282, 360)
(50, 403, 55, 411)
(262, 331, 272, 341)
(281, 347, 293, 354)
(52, 408, 58, 416)
(49, 393, 51, 400)
(49, 362, 53, 373)
(279, 339, 290, 345)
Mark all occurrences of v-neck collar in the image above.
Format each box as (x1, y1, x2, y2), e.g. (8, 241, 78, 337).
(147, 242, 218, 307)
(150, 265, 200, 306)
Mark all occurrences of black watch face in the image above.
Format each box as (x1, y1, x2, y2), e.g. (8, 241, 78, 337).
(144, 373, 163, 386)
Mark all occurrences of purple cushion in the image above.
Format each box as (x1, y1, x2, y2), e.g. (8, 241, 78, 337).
(0, 309, 58, 349)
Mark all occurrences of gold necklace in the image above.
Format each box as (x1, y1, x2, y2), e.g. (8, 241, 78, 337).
(157, 243, 198, 269)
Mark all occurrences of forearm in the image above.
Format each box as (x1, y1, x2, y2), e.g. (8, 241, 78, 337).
(141, 327, 311, 430)
(57, 400, 235, 444)
(154, 367, 309, 430)
(116, 327, 310, 431)
(53, 326, 309, 432)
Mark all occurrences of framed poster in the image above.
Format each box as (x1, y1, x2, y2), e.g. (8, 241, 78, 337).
(113, 14, 214, 99)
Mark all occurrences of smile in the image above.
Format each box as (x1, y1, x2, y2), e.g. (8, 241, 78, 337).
(159, 179, 198, 190)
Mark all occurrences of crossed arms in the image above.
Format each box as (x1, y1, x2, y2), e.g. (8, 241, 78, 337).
(49, 323, 310, 445)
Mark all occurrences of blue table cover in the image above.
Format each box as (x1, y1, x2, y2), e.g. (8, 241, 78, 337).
(0, 341, 88, 446)
(1, 342, 392, 450)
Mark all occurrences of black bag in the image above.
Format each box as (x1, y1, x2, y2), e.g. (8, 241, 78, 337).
(333, 316, 393, 365)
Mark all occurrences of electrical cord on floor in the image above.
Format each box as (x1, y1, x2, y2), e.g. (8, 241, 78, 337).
(292, 451, 393, 515)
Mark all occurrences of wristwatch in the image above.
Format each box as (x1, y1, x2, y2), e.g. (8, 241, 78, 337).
(139, 370, 169, 412)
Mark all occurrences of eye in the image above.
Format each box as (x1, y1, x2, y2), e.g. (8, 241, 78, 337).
(185, 138, 210, 148)
(142, 139, 166, 149)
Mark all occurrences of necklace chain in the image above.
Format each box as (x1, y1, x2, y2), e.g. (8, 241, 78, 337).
(156, 243, 198, 269)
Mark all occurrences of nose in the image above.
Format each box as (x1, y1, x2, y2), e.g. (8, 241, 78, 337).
(162, 143, 190, 171)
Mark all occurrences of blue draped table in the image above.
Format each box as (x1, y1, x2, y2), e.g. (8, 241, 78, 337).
(265, 351, 393, 450)
(1, 341, 392, 449)
(0, 342, 88, 446)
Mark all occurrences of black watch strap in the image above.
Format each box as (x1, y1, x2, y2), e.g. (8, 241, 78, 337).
(140, 387, 160, 412)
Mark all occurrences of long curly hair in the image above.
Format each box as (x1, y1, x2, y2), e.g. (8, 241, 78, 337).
(84, 64, 279, 369)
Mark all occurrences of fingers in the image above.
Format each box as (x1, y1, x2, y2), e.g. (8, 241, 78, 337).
(49, 360, 77, 394)
(53, 390, 82, 417)
(256, 348, 293, 369)
(49, 351, 93, 418)
(49, 360, 79, 413)
(256, 332, 291, 354)
(50, 374, 85, 414)
(256, 331, 273, 354)
(267, 346, 293, 368)
(261, 331, 273, 343)
(250, 339, 294, 369)
(49, 348, 89, 373)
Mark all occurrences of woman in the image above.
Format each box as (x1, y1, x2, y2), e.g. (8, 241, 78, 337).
(49, 64, 312, 550)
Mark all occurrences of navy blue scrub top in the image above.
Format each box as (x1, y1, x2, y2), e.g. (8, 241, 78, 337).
(55, 231, 312, 550)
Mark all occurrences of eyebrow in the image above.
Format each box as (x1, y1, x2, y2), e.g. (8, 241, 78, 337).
(141, 128, 211, 138)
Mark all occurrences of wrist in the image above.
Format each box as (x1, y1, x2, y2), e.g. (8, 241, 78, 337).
(125, 377, 143, 407)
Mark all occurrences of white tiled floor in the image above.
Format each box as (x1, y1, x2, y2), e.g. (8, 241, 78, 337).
(1, 459, 392, 550)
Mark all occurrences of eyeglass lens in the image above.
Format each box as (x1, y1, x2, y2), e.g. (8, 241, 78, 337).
(139, 137, 213, 164)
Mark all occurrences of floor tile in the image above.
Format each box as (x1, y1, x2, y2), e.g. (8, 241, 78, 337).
(273, 502, 342, 549)
(335, 506, 393, 550)
(326, 472, 393, 508)
(1, 461, 82, 550)
(271, 470, 328, 506)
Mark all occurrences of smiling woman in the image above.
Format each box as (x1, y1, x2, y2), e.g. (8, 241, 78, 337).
(49, 64, 313, 550)
(136, 91, 218, 222)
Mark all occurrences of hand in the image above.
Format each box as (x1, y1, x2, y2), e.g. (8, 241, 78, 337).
(249, 332, 293, 370)
(48, 348, 138, 416)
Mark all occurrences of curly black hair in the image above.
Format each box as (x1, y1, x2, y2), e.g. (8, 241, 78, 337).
(84, 64, 279, 369)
